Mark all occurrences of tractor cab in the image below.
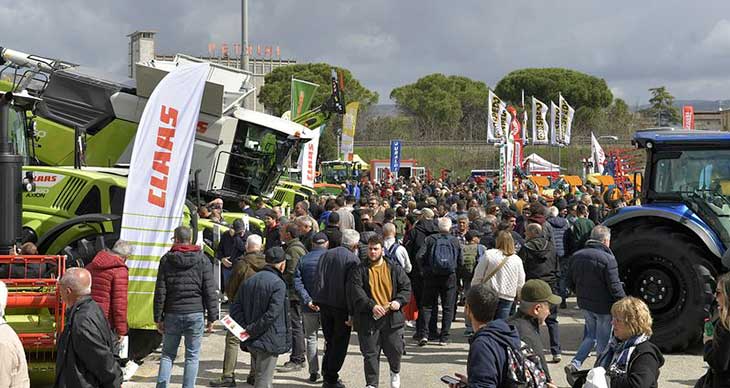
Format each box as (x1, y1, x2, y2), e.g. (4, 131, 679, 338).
(319, 159, 367, 184)
(634, 129, 730, 252)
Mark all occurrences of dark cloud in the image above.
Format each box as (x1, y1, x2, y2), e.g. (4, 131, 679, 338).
(3, 0, 730, 105)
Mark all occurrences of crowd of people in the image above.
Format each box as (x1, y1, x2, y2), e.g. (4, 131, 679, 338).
(1, 176, 730, 388)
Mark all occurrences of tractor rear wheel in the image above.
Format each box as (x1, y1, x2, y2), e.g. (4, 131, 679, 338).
(611, 224, 715, 352)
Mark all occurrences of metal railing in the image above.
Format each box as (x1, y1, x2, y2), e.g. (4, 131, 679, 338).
(353, 137, 632, 147)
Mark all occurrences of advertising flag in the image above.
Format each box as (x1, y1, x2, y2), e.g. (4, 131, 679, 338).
(499, 102, 511, 140)
(290, 78, 319, 120)
(559, 94, 575, 144)
(531, 97, 549, 145)
(487, 90, 505, 143)
(550, 101, 561, 145)
(340, 101, 360, 161)
(510, 111, 524, 173)
(682, 105, 695, 130)
(591, 132, 606, 174)
(122, 63, 210, 329)
(298, 125, 323, 188)
(390, 140, 402, 179)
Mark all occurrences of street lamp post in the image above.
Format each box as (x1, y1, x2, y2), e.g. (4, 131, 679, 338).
(241, 0, 249, 72)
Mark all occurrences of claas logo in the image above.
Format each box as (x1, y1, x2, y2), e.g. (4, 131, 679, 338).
(35, 175, 57, 183)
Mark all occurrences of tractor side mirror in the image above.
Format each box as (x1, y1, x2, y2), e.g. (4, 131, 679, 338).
(633, 172, 643, 200)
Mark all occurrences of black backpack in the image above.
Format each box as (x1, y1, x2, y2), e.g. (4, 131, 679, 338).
(385, 242, 402, 266)
(429, 235, 458, 275)
(504, 341, 549, 388)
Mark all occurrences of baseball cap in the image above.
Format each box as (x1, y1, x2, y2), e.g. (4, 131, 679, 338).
(265, 247, 286, 264)
(313, 232, 329, 245)
(520, 279, 562, 305)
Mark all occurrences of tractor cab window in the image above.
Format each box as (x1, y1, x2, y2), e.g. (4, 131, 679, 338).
(6, 109, 30, 164)
(654, 150, 730, 198)
(225, 121, 297, 196)
(654, 149, 730, 243)
(75, 185, 102, 215)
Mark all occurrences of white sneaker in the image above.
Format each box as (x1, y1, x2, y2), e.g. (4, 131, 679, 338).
(122, 360, 139, 381)
(405, 320, 415, 328)
(390, 371, 401, 388)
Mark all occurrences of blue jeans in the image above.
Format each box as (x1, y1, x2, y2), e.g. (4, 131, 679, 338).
(494, 298, 514, 320)
(571, 310, 612, 368)
(156, 312, 205, 388)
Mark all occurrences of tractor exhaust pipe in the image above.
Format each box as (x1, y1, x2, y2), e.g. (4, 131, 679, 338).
(0, 92, 23, 254)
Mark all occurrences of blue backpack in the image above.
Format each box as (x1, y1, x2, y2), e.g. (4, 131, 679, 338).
(429, 235, 458, 275)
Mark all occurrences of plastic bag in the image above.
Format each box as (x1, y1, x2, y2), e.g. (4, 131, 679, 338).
(584, 367, 610, 388)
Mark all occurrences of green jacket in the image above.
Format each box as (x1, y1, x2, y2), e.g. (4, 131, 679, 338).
(226, 252, 266, 299)
(284, 238, 307, 301)
(567, 217, 595, 255)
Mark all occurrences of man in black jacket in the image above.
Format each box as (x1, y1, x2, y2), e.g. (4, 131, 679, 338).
(216, 219, 249, 298)
(506, 279, 562, 386)
(262, 210, 282, 251)
(323, 212, 343, 248)
(403, 211, 439, 341)
(55, 268, 122, 388)
(154, 226, 219, 388)
(416, 217, 463, 346)
(230, 247, 291, 388)
(348, 236, 411, 388)
(313, 229, 361, 388)
(519, 223, 562, 362)
(565, 225, 626, 382)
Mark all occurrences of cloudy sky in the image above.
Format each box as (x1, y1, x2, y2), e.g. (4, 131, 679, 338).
(3, 0, 730, 107)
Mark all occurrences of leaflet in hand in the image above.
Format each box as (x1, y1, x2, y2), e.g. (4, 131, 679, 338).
(221, 314, 250, 341)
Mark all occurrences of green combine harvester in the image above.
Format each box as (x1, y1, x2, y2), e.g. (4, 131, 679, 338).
(0, 45, 345, 381)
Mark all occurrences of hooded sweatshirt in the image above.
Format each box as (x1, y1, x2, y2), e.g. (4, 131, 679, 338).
(153, 244, 219, 323)
(86, 250, 128, 335)
(467, 319, 521, 387)
(518, 236, 559, 287)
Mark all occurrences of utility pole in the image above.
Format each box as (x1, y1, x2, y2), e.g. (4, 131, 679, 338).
(241, 0, 249, 72)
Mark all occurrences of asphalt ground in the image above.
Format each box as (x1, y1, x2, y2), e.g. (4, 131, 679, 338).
(125, 298, 707, 388)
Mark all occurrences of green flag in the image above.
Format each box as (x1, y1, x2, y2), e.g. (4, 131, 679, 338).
(291, 78, 319, 120)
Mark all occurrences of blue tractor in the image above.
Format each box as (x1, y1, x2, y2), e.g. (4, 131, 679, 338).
(605, 129, 730, 352)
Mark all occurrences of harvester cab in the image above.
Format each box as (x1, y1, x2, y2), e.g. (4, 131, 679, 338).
(605, 128, 730, 352)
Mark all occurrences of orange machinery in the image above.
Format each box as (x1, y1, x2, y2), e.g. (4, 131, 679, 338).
(1, 255, 66, 382)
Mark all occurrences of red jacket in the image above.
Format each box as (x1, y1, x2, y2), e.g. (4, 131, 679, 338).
(86, 250, 128, 336)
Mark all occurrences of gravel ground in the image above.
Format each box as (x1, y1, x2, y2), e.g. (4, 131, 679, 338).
(125, 298, 707, 388)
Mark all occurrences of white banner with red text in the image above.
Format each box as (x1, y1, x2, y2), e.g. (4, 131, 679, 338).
(298, 125, 323, 188)
(121, 62, 209, 329)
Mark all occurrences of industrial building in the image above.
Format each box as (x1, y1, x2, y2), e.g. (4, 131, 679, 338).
(127, 30, 296, 113)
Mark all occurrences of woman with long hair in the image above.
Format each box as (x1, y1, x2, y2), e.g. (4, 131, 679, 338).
(696, 273, 730, 388)
(471, 230, 525, 319)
